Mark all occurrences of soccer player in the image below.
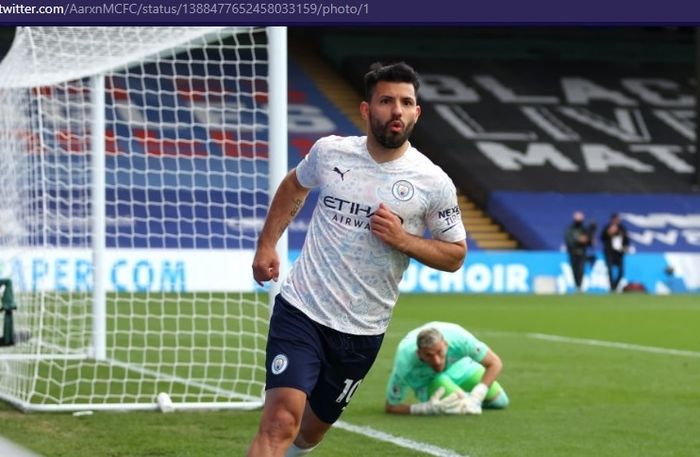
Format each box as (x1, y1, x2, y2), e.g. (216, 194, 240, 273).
(385, 322, 509, 416)
(247, 62, 467, 457)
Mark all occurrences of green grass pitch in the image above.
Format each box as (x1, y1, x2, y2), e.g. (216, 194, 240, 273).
(1, 293, 699, 457)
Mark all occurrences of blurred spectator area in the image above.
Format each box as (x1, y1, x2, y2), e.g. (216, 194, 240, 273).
(290, 27, 700, 252)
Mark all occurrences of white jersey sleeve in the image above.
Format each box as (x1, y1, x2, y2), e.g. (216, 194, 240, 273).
(295, 139, 323, 189)
(426, 179, 465, 243)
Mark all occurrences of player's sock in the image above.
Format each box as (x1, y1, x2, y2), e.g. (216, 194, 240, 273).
(484, 389, 509, 409)
(285, 443, 318, 456)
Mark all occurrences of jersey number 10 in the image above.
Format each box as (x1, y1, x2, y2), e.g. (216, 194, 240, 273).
(335, 378, 362, 404)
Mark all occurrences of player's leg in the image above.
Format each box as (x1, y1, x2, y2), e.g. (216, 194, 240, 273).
(431, 358, 509, 409)
(428, 359, 478, 399)
(284, 402, 328, 456)
(247, 296, 324, 457)
(485, 389, 509, 409)
(249, 387, 308, 457)
(427, 372, 463, 398)
(297, 326, 384, 453)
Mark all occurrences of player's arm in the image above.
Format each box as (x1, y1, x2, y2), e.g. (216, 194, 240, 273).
(451, 348, 503, 415)
(385, 368, 413, 414)
(386, 366, 443, 415)
(399, 235, 466, 273)
(461, 334, 503, 403)
(385, 388, 454, 415)
(385, 401, 412, 414)
(385, 368, 410, 414)
(440, 333, 505, 416)
(477, 349, 503, 389)
(252, 169, 310, 285)
(385, 369, 456, 415)
(370, 203, 466, 272)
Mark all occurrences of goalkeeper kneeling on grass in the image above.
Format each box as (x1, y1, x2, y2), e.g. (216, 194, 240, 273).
(385, 321, 509, 415)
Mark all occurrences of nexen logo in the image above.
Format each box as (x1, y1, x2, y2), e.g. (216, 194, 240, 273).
(439, 206, 461, 229)
(438, 206, 461, 219)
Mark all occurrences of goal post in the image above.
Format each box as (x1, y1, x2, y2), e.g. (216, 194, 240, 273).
(0, 26, 288, 412)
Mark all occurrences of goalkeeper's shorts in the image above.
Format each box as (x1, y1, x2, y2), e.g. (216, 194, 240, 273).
(265, 295, 384, 423)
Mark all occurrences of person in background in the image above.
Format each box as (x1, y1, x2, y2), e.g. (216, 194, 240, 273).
(564, 211, 594, 292)
(600, 213, 630, 292)
(385, 322, 508, 416)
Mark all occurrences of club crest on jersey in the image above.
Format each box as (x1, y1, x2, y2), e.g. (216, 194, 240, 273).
(271, 354, 288, 375)
(392, 180, 414, 201)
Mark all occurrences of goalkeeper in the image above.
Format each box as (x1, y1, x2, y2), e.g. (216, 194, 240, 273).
(385, 322, 509, 415)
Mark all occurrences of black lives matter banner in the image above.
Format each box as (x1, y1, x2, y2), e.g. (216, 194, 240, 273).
(347, 57, 697, 204)
(419, 59, 696, 200)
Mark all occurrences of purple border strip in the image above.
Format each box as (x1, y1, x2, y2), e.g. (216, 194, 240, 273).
(1, 0, 699, 25)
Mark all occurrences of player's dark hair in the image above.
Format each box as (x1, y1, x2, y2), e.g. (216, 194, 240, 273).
(363, 61, 420, 101)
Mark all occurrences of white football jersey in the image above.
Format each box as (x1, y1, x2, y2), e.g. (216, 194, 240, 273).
(280, 136, 466, 335)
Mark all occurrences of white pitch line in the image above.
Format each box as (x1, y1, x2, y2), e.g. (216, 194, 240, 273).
(527, 333, 700, 358)
(0, 437, 42, 457)
(334, 420, 469, 457)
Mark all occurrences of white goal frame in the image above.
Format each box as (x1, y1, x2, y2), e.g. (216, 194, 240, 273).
(0, 26, 288, 413)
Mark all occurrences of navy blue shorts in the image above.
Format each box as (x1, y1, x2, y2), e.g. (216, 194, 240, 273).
(265, 295, 384, 424)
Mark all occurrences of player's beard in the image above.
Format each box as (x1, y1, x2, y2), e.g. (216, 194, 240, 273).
(369, 113, 416, 150)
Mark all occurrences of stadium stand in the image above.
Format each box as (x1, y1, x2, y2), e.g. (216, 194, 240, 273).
(5, 27, 697, 254)
(289, 29, 520, 250)
(300, 27, 700, 253)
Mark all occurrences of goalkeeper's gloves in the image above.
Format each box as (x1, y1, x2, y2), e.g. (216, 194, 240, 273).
(443, 383, 489, 416)
(409, 387, 447, 415)
(470, 383, 488, 403)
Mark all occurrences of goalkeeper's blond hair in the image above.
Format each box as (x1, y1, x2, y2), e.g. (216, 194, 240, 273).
(416, 328, 444, 349)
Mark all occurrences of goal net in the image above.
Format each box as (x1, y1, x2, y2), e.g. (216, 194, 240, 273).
(0, 26, 285, 412)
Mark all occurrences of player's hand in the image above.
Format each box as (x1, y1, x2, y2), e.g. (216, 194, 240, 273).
(436, 390, 464, 412)
(251, 244, 280, 286)
(370, 203, 405, 249)
(443, 384, 488, 415)
(409, 387, 446, 415)
(443, 394, 482, 415)
(470, 383, 488, 404)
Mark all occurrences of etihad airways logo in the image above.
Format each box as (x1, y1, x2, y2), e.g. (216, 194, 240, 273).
(322, 196, 405, 230)
(323, 196, 373, 217)
(323, 196, 373, 230)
